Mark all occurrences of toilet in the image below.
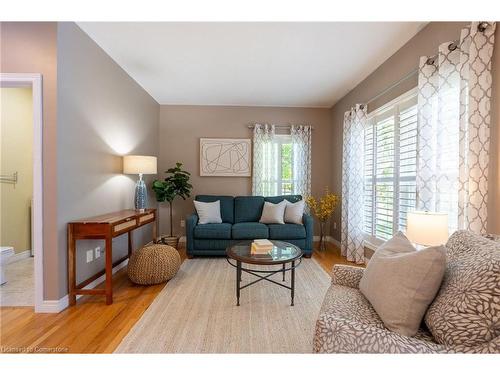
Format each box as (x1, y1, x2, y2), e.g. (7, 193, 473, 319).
(0, 247, 14, 285)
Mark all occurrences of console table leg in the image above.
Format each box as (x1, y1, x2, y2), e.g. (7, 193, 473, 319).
(105, 234, 113, 305)
(128, 231, 133, 257)
(152, 216, 158, 244)
(68, 225, 77, 306)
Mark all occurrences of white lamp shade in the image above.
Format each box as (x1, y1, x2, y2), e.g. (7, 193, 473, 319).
(406, 211, 449, 246)
(123, 155, 157, 175)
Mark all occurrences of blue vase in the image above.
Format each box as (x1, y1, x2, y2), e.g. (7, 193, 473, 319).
(134, 175, 147, 211)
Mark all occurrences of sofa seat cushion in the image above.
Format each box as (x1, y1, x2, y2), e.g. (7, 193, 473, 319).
(425, 230, 500, 348)
(194, 223, 232, 239)
(268, 224, 306, 240)
(232, 222, 269, 239)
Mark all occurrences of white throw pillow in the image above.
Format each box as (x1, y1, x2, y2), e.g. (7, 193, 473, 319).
(359, 231, 446, 337)
(259, 200, 287, 224)
(284, 200, 305, 225)
(193, 200, 222, 224)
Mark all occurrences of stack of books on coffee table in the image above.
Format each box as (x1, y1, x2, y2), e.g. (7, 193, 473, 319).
(251, 239, 274, 255)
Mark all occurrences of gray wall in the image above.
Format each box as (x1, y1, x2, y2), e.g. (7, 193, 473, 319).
(158, 105, 333, 237)
(329, 22, 474, 241)
(56, 23, 159, 297)
(0, 22, 60, 300)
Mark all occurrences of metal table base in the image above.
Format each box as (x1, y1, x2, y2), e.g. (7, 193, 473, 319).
(226, 258, 302, 306)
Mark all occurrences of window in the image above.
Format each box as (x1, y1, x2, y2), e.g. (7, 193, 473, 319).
(261, 135, 296, 195)
(363, 90, 418, 241)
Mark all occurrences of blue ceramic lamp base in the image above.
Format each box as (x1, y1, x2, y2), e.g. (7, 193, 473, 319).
(134, 174, 147, 212)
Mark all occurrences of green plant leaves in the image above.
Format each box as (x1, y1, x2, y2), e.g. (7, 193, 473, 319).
(151, 162, 192, 203)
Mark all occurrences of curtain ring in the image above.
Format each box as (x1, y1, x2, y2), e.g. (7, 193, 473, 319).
(448, 42, 457, 52)
(426, 57, 436, 66)
(477, 22, 489, 33)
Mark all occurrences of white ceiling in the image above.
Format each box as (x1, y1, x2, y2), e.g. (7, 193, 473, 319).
(78, 22, 426, 108)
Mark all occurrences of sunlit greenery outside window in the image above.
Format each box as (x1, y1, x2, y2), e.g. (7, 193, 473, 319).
(364, 89, 418, 241)
(264, 135, 298, 195)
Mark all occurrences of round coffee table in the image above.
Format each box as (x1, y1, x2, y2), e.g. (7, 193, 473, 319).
(226, 240, 303, 306)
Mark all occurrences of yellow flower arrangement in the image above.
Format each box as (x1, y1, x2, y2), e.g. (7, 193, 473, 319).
(305, 187, 340, 223)
(306, 188, 340, 251)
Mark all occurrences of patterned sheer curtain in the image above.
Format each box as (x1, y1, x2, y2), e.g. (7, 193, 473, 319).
(341, 105, 367, 264)
(416, 22, 496, 234)
(252, 124, 278, 195)
(291, 125, 312, 197)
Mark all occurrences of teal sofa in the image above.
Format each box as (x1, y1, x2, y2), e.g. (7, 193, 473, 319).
(186, 195, 314, 257)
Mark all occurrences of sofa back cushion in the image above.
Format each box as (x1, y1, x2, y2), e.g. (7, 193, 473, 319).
(264, 195, 302, 204)
(234, 196, 264, 223)
(195, 195, 234, 224)
(424, 230, 500, 348)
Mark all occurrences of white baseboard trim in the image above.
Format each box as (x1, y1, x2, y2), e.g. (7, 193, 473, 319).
(313, 235, 340, 247)
(329, 236, 341, 247)
(7, 250, 31, 264)
(36, 258, 129, 314)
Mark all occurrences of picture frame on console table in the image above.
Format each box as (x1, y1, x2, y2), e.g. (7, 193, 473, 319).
(199, 138, 251, 177)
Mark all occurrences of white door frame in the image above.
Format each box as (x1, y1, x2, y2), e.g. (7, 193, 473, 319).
(1, 73, 44, 312)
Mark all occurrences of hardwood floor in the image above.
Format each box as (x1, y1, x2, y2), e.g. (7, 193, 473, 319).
(0, 242, 358, 354)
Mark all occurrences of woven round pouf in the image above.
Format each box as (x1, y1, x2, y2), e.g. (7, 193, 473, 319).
(127, 244, 181, 285)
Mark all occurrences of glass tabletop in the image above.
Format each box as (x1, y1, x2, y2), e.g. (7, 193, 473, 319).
(226, 240, 303, 265)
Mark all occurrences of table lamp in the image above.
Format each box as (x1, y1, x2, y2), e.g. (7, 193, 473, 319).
(406, 211, 449, 247)
(123, 155, 157, 212)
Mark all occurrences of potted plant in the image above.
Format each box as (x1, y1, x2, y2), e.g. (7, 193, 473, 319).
(305, 187, 340, 251)
(152, 162, 193, 249)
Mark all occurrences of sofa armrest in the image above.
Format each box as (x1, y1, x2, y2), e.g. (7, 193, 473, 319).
(313, 315, 448, 354)
(186, 213, 198, 254)
(331, 264, 364, 288)
(302, 213, 313, 253)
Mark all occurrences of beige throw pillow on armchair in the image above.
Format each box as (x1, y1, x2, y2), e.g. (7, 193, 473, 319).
(359, 231, 446, 337)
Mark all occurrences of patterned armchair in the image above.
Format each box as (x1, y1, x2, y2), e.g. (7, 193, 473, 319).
(313, 231, 500, 354)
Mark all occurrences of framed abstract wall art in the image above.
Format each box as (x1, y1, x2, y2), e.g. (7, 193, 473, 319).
(199, 138, 251, 176)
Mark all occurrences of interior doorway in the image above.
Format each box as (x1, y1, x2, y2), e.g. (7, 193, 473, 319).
(0, 73, 43, 311)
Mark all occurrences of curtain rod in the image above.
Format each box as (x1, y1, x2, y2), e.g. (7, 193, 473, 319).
(363, 21, 492, 108)
(247, 124, 315, 130)
(364, 69, 418, 107)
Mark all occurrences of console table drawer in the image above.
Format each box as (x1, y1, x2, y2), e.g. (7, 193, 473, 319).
(114, 219, 137, 233)
(139, 213, 155, 224)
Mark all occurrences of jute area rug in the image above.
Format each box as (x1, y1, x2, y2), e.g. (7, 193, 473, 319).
(115, 257, 330, 353)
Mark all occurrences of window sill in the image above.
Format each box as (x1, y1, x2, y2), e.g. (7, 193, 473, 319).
(362, 234, 384, 251)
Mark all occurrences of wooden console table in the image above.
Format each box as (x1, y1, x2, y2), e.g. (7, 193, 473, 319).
(67, 209, 157, 306)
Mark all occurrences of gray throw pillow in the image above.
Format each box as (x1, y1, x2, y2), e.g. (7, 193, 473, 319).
(193, 200, 222, 224)
(359, 231, 446, 337)
(259, 200, 287, 224)
(284, 200, 305, 224)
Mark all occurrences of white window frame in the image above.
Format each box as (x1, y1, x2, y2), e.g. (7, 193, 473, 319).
(363, 88, 418, 248)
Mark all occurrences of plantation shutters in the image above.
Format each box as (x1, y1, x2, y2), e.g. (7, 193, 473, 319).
(363, 92, 418, 240)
